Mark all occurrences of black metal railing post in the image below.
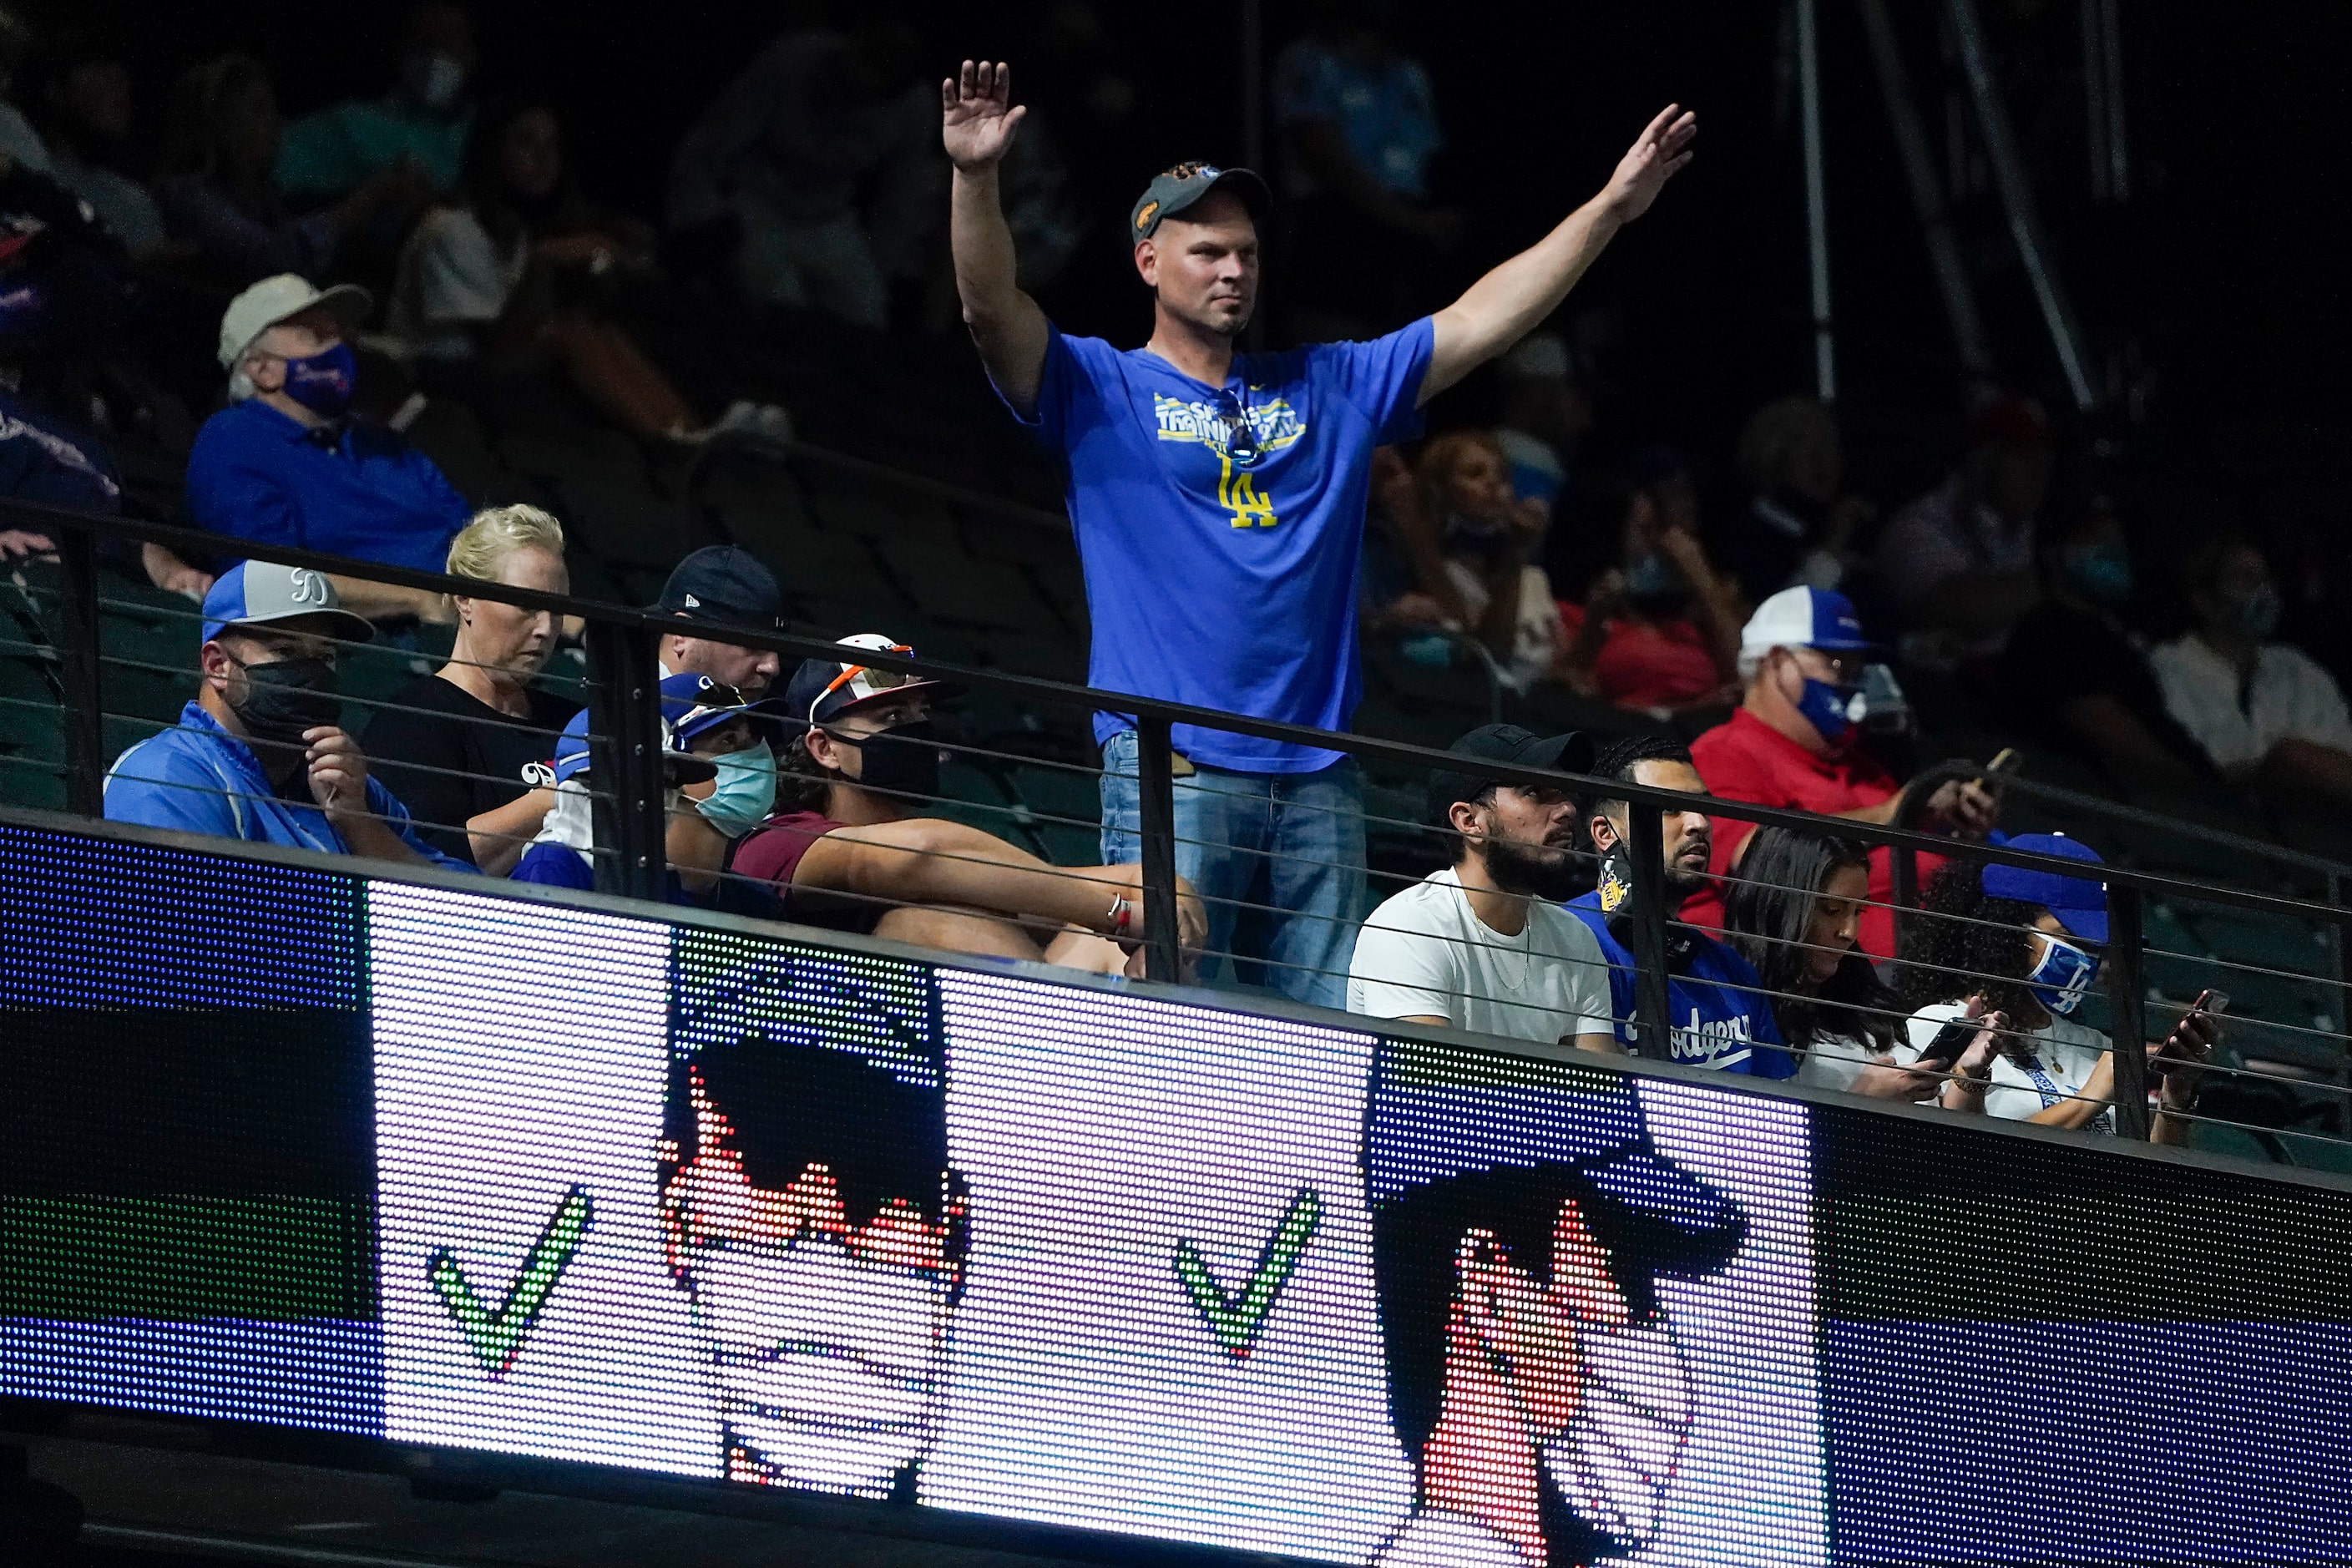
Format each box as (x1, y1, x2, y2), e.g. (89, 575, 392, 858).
(2334, 872, 2352, 1141)
(1136, 717, 1181, 984)
(2105, 882, 2152, 1140)
(54, 529, 105, 817)
(584, 622, 667, 903)
(1627, 803, 1673, 1057)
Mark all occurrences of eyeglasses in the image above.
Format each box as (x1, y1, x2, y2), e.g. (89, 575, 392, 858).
(1215, 392, 1261, 465)
(810, 645, 918, 719)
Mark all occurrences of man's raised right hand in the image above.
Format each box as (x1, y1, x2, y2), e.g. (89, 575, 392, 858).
(942, 59, 1026, 171)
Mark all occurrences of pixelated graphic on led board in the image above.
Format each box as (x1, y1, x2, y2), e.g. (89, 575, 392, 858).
(661, 931, 957, 1498)
(925, 974, 1826, 1566)
(372, 882, 703, 1472)
(0, 822, 377, 1431)
(1815, 1103, 2352, 1566)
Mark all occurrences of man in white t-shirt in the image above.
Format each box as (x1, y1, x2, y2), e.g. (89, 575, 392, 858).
(2150, 532, 2352, 810)
(1349, 725, 1617, 1052)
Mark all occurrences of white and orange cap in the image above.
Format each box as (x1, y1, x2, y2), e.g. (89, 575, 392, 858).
(776, 633, 943, 729)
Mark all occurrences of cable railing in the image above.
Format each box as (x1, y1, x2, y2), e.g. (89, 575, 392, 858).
(6, 493, 2350, 1162)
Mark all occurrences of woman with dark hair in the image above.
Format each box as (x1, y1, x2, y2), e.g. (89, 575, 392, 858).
(154, 54, 424, 287)
(1894, 833, 2218, 1142)
(1722, 826, 1942, 1100)
(384, 98, 787, 444)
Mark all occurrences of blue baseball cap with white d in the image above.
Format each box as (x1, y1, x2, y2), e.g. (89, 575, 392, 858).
(1982, 832, 2109, 945)
(1739, 584, 1875, 668)
(200, 560, 373, 645)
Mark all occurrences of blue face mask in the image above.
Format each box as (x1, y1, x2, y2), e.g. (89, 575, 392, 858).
(2025, 929, 2099, 1016)
(1794, 675, 1864, 746)
(2064, 542, 2134, 605)
(277, 341, 357, 416)
(695, 744, 777, 837)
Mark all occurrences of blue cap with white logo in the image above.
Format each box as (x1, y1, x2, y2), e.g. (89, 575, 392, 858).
(548, 684, 725, 787)
(1739, 584, 1875, 666)
(1367, 1070, 1743, 1263)
(1983, 832, 2109, 945)
(200, 560, 373, 645)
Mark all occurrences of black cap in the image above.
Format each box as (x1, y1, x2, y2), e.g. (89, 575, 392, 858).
(1425, 724, 1597, 827)
(651, 546, 785, 631)
(1130, 162, 1272, 241)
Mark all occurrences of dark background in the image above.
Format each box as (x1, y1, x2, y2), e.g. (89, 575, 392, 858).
(30, 0, 2350, 582)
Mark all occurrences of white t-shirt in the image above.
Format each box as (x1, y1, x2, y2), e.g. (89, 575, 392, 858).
(1348, 867, 1613, 1045)
(386, 207, 529, 361)
(2149, 633, 2352, 773)
(1904, 1000, 2117, 1133)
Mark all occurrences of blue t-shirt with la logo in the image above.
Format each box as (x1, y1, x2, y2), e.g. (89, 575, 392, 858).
(1003, 318, 1434, 772)
(1565, 893, 1798, 1077)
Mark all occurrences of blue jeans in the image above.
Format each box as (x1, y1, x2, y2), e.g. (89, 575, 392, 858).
(1098, 729, 1365, 1011)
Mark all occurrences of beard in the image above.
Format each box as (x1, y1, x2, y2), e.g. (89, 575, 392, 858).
(1662, 844, 1712, 898)
(1485, 834, 1586, 903)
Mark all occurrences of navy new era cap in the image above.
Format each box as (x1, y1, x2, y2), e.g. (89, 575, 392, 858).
(1130, 162, 1271, 240)
(651, 546, 785, 631)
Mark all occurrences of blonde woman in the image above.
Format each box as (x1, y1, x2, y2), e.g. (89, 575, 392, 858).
(363, 506, 574, 874)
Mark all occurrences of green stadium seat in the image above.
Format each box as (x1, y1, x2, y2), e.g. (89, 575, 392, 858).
(1005, 761, 1102, 867)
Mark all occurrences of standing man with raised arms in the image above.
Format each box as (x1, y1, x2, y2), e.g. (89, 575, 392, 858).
(944, 59, 1695, 1008)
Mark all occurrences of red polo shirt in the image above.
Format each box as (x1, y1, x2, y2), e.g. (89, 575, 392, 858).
(1682, 707, 1931, 958)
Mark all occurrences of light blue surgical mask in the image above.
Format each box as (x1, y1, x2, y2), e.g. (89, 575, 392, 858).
(2025, 928, 2099, 1017)
(695, 744, 776, 837)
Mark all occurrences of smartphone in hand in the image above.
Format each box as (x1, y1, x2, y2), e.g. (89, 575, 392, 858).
(2151, 989, 2228, 1075)
(1914, 1011, 1986, 1070)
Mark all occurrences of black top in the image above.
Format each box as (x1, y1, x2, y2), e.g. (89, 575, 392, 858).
(1714, 493, 1821, 601)
(1998, 599, 2213, 776)
(364, 674, 578, 866)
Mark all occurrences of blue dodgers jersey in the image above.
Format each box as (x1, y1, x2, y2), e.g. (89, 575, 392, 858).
(1565, 893, 1796, 1077)
(1007, 319, 1434, 773)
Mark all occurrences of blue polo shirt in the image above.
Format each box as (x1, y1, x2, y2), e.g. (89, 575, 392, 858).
(184, 400, 470, 574)
(1003, 319, 1434, 773)
(104, 702, 470, 871)
(1565, 892, 1796, 1077)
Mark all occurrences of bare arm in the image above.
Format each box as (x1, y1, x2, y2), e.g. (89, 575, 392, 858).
(1421, 105, 1695, 405)
(2261, 736, 2352, 808)
(943, 61, 1051, 414)
(800, 817, 1206, 949)
(326, 574, 452, 626)
(464, 787, 554, 878)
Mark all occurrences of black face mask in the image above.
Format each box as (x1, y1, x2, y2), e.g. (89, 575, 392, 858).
(837, 718, 941, 803)
(1596, 839, 1699, 977)
(229, 656, 343, 746)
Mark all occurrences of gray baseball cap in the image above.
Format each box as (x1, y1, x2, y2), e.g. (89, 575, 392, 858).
(1129, 162, 1272, 241)
(200, 560, 374, 645)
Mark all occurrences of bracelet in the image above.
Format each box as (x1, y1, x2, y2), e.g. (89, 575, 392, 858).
(1108, 895, 1133, 935)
